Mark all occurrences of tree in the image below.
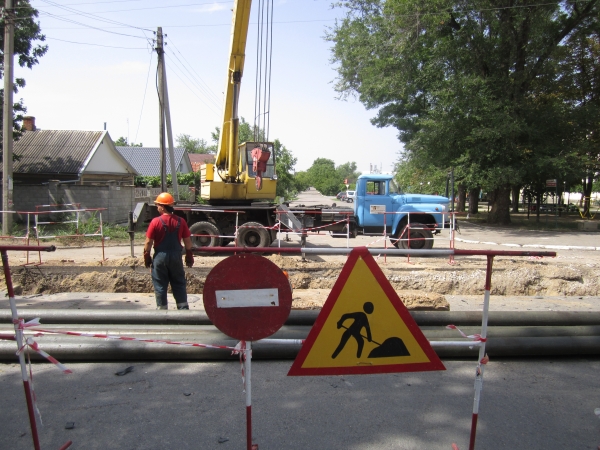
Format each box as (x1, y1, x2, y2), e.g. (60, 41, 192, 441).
(0, 0, 47, 157)
(307, 158, 344, 196)
(336, 161, 361, 186)
(274, 139, 298, 200)
(328, 0, 600, 224)
(176, 133, 213, 154)
(114, 136, 143, 147)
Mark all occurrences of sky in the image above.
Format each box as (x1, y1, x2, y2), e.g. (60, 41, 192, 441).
(15, 0, 402, 173)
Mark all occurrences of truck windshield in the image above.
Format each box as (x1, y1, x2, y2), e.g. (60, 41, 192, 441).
(389, 179, 402, 194)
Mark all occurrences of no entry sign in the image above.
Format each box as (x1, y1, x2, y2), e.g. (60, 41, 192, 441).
(203, 254, 293, 341)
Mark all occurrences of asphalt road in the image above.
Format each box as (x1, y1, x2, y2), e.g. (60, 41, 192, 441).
(1, 359, 599, 450)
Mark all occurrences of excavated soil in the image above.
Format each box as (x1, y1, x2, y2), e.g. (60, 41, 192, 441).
(3, 252, 599, 310)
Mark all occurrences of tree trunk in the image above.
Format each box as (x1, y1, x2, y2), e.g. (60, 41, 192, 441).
(468, 187, 480, 214)
(511, 185, 520, 213)
(455, 183, 466, 212)
(535, 192, 542, 223)
(488, 185, 511, 224)
(582, 174, 593, 218)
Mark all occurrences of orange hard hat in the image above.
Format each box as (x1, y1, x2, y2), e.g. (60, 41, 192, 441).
(154, 192, 175, 206)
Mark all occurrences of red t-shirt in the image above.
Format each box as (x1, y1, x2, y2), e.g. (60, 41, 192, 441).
(146, 214, 191, 248)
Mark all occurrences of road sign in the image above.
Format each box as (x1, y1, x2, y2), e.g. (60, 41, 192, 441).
(546, 179, 557, 187)
(288, 247, 445, 376)
(203, 254, 292, 341)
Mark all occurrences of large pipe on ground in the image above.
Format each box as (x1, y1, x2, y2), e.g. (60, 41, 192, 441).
(2, 310, 600, 327)
(2, 325, 599, 361)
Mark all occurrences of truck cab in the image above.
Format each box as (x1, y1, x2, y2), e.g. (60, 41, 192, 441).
(353, 174, 449, 249)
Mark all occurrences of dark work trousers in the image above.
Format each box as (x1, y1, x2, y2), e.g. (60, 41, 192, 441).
(151, 217, 189, 310)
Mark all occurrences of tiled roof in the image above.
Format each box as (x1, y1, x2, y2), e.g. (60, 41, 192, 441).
(188, 153, 215, 172)
(116, 147, 188, 176)
(13, 130, 104, 174)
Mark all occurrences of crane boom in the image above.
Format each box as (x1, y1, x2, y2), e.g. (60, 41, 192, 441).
(201, 0, 277, 204)
(215, 0, 251, 180)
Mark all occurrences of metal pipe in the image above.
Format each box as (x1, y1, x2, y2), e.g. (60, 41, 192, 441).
(191, 246, 556, 258)
(2, 335, 600, 361)
(3, 310, 600, 327)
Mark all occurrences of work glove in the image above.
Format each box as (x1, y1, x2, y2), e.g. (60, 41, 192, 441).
(143, 251, 152, 268)
(185, 249, 194, 268)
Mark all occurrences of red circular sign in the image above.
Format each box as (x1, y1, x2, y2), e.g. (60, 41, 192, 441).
(203, 254, 292, 341)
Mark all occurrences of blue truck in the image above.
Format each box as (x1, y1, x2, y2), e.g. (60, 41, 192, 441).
(137, 174, 450, 252)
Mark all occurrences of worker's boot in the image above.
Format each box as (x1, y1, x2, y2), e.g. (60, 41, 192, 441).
(156, 305, 167, 310)
(176, 302, 189, 310)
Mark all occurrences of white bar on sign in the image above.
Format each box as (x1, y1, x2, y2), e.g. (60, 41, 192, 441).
(216, 288, 279, 308)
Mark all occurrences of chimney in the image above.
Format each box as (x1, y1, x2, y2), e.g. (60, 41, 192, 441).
(23, 116, 36, 131)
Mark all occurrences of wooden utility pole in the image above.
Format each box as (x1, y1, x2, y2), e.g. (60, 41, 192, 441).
(2, 0, 14, 235)
(156, 27, 167, 193)
(162, 45, 179, 201)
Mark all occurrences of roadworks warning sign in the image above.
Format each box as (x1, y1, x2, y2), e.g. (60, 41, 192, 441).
(288, 247, 445, 376)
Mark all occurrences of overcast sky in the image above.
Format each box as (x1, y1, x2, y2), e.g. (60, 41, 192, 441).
(16, 0, 402, 173)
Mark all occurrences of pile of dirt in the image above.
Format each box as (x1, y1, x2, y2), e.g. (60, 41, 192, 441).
(4, 254, 598, 310)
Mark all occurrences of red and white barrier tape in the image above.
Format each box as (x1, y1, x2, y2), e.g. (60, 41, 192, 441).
(446, 324, 487, 342)
(22, 321, 239, 352)
(14, 318, 72, 374)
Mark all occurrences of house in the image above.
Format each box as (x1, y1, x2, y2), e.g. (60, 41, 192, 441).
(9, 117, 139, 223)
(188, 153, 215, 172)
(116, 147, 193, 176)
(13, 119, 137, 185)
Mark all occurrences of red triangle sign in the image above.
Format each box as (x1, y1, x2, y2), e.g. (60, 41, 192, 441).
(288, 247, 445, 376)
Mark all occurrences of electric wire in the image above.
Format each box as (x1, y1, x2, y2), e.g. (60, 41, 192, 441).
(36, 0, 153, 33)
(38, 10, 151, 39)
(134, 49, 154, 145)
(164, 53, 221, 118)
(166, 37, 221, 105)
(29, 1, 234, 15)
(167, 41, 221, 108)
(45, 36, 147, 49)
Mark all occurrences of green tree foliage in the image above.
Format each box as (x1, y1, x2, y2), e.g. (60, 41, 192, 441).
(294, 171, 311, 192)
(114, 136, 142, 147)
(0, 0, 47, 156)
(394, 157, 448, 195)
(328, 0, 600, 224)
(274, 139, 298, 200)
(176, 133, 214, 154)
(135, 172, 199, 188)
(306, 158, 344, 195)
(336, 161, 361, 186)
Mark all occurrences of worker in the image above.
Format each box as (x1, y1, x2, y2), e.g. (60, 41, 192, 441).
(143, 192, 194, 310)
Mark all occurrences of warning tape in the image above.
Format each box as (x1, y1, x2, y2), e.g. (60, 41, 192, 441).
(22, 320, 240, 352)
(446, 324, 487, 342)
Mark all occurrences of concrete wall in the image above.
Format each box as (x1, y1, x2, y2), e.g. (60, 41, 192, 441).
(13, 183, 136, 224)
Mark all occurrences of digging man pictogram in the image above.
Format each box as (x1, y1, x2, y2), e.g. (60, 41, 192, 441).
(331, 301, 374, 359)
(331, 301, 411, 360)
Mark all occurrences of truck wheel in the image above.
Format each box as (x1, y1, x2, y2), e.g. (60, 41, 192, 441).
(189, 221, 222, 254)
(394, 223, 433, 250)
(237, 222, 271, 248)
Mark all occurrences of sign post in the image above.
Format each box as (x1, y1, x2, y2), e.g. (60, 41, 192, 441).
(203, 254, 293, 450)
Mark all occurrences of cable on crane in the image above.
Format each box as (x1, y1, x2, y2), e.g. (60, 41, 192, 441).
(253, 0, 274, 143)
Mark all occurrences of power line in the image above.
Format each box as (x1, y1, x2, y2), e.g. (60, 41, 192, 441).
(165, 37, 221, 105)
(165, 49, 221, 110)
(38, 10, 151, 39)
(134, 50, 154, 144)
(164, 52, 221, 117)
(37, 0, 154, 33)
(29, 0, 234, 15)
(45, 36, 148, 49)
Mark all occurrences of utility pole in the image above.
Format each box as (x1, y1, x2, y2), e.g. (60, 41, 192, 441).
(161, 43, 179, 201)
(2, 0, 14, 236)
(156, 27, 167, 193)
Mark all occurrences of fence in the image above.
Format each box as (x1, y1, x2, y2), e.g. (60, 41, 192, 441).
(0, 244, 556, 450)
